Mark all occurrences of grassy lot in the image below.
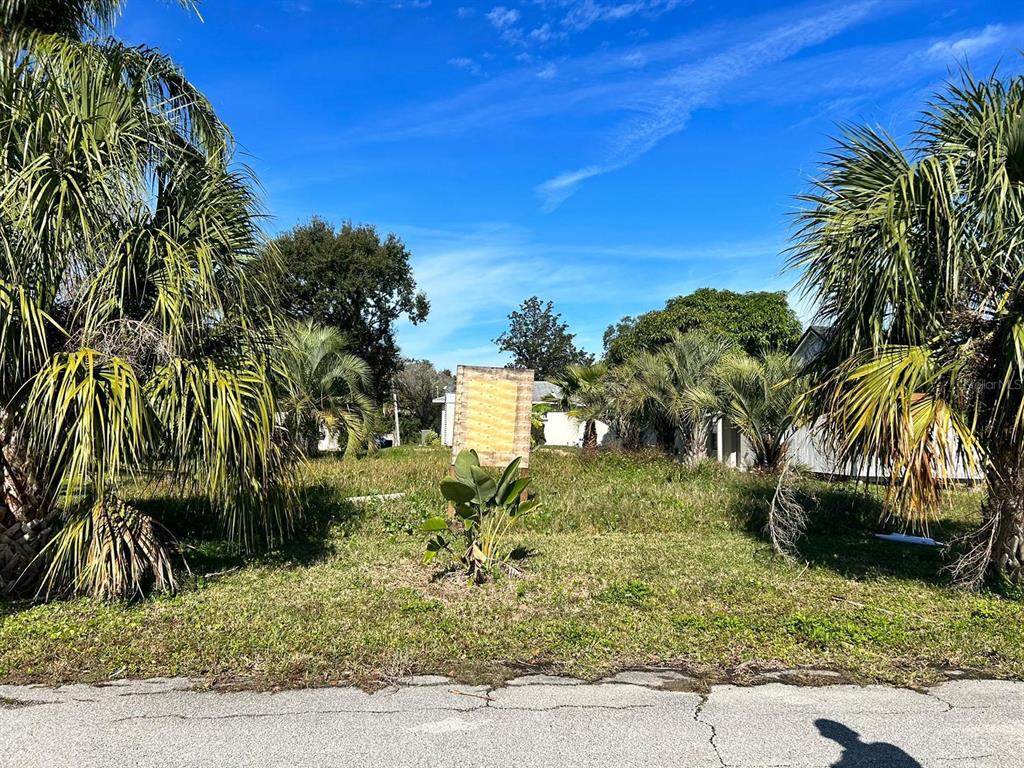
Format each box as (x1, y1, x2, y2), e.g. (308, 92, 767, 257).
(1, 446, 1022, 690)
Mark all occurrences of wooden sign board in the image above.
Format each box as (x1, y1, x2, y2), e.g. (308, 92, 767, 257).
(452, 365, 534, 468)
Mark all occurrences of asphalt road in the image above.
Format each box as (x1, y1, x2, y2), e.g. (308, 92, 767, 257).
(1, 671, 1021, 767)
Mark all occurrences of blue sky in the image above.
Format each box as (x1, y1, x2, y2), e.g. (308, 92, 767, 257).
(117, 0, 1023, 370)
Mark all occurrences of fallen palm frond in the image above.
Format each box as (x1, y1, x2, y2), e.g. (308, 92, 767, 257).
(766, 461, 811, 559)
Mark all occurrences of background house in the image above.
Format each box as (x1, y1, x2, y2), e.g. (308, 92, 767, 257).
(433, 380, 616, 449)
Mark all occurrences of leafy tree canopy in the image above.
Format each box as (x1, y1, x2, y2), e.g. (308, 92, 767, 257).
(603, 288, 802, 363)
(494, 297, 594, 380)
(394, 358, 454, 432)
(271, 217, 429, 396)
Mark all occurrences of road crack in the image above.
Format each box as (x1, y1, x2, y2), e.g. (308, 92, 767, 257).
(694, 696, 726, 767)
(492, 703, 659, 713)
(113, 705, 483, 723)
(924, 690, 956, 713)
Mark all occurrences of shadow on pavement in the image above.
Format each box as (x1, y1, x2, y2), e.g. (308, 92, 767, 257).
(816, 719, 923, 767)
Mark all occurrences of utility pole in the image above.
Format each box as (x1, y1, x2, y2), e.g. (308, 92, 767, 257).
(391, 383, 401, 447)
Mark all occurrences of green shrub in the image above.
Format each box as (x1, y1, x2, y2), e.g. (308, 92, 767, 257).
(421, 450, 540, 583)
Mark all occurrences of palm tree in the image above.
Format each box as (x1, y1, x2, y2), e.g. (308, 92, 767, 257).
(276, 321, 375, 458)
(2, 0, 123, 38)
(789, 69, 1024, 586)
(0, 2, 298, 598)
(612, 332, 733, 464)
(661, 332, 736, 465)
(714, 353, 807, 472)
(547, 363, 608, 451)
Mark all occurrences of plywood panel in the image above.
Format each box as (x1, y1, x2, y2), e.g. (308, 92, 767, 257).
(452, 365, 534, 467)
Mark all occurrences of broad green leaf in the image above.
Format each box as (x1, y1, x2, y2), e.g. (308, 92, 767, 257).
(453, 449, 480, 484)
(453, 502, 477, 520)
(420, 516, 449, 532)
(500, 477, 531, 506)
(469, 464, 497, 505)
(494, 456, 522, 502)
(517, 498, 541, 516)
(440, 478, 476, 503)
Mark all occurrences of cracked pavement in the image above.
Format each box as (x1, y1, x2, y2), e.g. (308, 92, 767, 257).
(1, 672, 1022, 767)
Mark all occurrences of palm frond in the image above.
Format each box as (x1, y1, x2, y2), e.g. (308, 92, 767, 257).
(817, 346, 982, 525)
(23, 349, 153, 506)
(148, 356, 299, 550)
(38, 495, 176, 600)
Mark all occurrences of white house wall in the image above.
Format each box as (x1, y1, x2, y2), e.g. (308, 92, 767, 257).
(541, 412, 615, 448)
(439, 394, 456, 446)
(786, 420, 980, 481)
(318, 430, 341, 452)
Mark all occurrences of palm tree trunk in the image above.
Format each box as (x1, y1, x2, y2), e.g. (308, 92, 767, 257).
(0, 432, 53, 594)
(985, 451, 1024, 586)
(681, 421, 708, 467)
(1, 427, 41, 525)
(582, 419, 598, 452)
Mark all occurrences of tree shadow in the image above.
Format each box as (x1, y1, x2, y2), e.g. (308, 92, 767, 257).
(134, 484, 364, 577)
(727, 479, 978, 587)
(816, 719, 923, 767)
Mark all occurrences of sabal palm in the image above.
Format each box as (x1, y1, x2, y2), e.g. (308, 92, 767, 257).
(547, 363, 608, 450)
(790, 70, 1024, 585)
(0, 3, 297, 598)
(715, 353, 806, 472)
(277, 321, 375, 458)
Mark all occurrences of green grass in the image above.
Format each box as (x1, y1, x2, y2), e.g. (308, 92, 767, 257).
(1, 446, 1021, 690)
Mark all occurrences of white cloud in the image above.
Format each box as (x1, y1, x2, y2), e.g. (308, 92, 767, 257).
(394, 224, 791, 368)
(529, 23, 561, 43)
(487, 5, 521, 28)
(334, 1, 1021, 215)
(560, 0, 686, 32)
(536, 165, 608, 211)
(448, 57, 484, 76)
(622, 51, 646, 67)
(536, 62, 558, 79)
(926, 24, 1008, 62)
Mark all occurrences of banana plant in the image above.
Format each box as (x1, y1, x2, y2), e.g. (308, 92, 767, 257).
(421, 450, 539, 583)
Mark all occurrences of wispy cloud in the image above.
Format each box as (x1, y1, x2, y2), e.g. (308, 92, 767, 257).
(559, 0, 689, 32)
(394, 224, 792, 367)
(925, 23, 1009, 61)
(487, 5, 520, 28)
(529, 22, 564, 43)
(448, 56, 484, 76)
(298, 4, 1021, 214)
(536, 62, 558, 79)
(537, 1, 880, 209)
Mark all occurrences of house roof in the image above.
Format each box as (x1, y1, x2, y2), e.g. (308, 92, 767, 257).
(532, 381, 562, 403)
(792, 324, 833, 365)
